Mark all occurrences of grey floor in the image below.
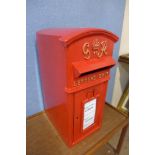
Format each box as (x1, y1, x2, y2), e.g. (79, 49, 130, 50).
(94, 128, 129, 155)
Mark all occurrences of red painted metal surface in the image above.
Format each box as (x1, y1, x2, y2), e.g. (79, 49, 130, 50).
(36, 28, 118, 147)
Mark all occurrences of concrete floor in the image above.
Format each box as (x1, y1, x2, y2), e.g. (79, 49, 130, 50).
(94, 128, 129, 155)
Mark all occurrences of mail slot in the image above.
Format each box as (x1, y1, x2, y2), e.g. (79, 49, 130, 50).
(36, 28, 118, 147)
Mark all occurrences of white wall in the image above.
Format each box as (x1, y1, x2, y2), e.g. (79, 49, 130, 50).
(111, 0, 129, 107)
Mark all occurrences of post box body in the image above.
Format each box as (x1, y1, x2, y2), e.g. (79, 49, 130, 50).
(37, 28, 118, 147)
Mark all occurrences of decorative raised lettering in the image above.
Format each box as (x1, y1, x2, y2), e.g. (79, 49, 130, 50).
(82, 43, 90, 59)
(101, 41, 107, 56)
(82, 39, 108, 59)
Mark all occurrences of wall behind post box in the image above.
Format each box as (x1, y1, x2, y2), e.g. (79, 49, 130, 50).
(112, 0, 129, 107)
(26, 0, 126, 116)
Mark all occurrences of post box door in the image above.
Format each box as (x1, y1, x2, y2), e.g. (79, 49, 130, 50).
(73, 83, 107, 142)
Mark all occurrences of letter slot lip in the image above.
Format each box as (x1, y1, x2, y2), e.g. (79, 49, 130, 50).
(72, 57, 116, 78)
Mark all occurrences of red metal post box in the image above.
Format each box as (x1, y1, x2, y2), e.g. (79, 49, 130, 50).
(36, 28, 118, 147)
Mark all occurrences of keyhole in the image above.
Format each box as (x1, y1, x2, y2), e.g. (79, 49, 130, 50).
(76, 116, 79, 120)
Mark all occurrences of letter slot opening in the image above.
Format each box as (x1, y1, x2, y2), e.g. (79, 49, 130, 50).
(78, 65, 114, 77)
(73, 57, 116, 78)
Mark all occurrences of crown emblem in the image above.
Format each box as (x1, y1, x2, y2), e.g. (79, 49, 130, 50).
(92, 39, 100, 51)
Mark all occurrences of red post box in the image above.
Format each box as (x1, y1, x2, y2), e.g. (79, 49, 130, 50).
(36, 28, 118, 147)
